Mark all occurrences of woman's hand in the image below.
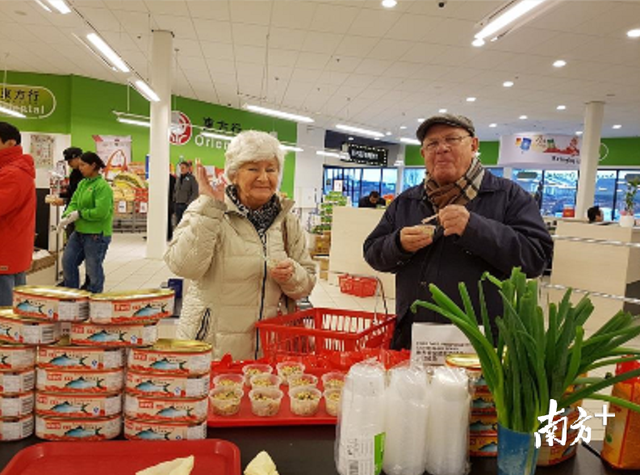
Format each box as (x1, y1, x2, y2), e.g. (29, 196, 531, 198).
(195, 161, 225, 202)
(269, 259, 294, 284)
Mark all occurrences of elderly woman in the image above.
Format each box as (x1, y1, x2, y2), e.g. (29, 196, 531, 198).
(164, 130, 316, 360)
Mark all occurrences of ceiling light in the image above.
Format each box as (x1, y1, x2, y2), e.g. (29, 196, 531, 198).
(385, 131, 392, 136)
(553, 59, 566, 68)
(418, 118, 425, 122)
(348, 137, 354, 141)
(35, 0, 52, 13)
(467, 97, 476, 102)
(475, 0, 549, 42)
(116, 117, 150, 127)
(472, 38, 485, 47)
(0, 103, 27, 118)
(46, 0, 71, 14)
(503, 81, 514, 87)
(439, 108, 447, 113)
(399, 126, 407, 130)
(489, 123, 497, 128)
(612, 124, 622, 129)
(576, 131, 583, 135)
(336, 124, 384, 138)
(132, 79, 160, 102)
(316, 151, 349, 159)
(382, 0, 397, 8)
(627, 29, 640, 38)
(244, 104, 314, 123)
(556, 105, 566, 110)
(86, 33, 130, 73)
(519, 115, 528, 120)
(201, 131, 235, 141)
(400, 138, 421, 145)
(280, 145, 304, 152)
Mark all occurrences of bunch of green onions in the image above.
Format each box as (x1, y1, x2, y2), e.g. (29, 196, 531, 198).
(411, 268, 640, 433)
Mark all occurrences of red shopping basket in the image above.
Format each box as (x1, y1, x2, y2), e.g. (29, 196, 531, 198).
(256, 307, 395, 360)
(339, 274, 378, 298)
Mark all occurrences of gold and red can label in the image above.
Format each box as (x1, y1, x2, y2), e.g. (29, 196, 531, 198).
(0, 343, 36, 371)
(128, 339, 212, 376)
(35, 414, 121, 441)
(126, 371, 209, 399)
(0, 392, 34, 418)
(38, 340, 124, 370)
(124, 418, 207, 441)
(35, 392, 122, 418)
(0, 311, 60, 345)
(36, 367, 124, 394)
(70, 322, 158, 347)
(12, 286, 90, 321)
(469, 434, 498, 457)
(89, 289, 174, 324)
(124, 394, 208, 423)
(0, 415, 34, 441)
(0, 369, 35, 395)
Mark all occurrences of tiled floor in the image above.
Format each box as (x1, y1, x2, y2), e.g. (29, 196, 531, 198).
(103, 233, 621, 440)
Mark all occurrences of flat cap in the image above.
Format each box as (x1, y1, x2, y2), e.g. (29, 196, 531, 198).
(416, 114, 475, 144)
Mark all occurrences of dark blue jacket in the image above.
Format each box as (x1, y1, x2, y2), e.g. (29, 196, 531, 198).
(363, 171, 553, 348)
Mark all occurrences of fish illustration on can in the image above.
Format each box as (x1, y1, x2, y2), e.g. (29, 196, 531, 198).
(149, 358, 185, 372)
(155, 406, 191, 419)
(15, 300, 46, 316)
(134, 428, 171, 441)
(64, 377, 105, 391)
(135, 381, 171, 394)
(132, 304, 167, 318)
(87, 330, 126, 343)
(48, 354, 88, 368)
(49, 402, 90, 415)
(64, 426, 102, 439)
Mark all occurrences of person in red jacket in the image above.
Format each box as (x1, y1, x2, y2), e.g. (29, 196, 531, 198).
(0, 122, 36, 306)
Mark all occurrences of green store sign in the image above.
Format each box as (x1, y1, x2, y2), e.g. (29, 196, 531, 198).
(0, 84, 57, 119)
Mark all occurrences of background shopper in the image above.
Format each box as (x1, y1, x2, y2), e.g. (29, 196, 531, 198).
(359, 190, 386, 208)
(0, 122, 35, 305)
(173, 160, 198, 225)
(165, 130, 316, 360)
(60, 152, 113, 294)
(364, 113, 553, 349)
(587, 205, 604, 223)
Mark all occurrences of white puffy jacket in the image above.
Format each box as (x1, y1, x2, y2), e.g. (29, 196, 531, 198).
(164, 194, 316, 360)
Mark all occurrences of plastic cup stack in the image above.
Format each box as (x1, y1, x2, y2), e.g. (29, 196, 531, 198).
(425, 366, 471, 475)
(336, 360, 386, 475)
(383, 365, 430, 475)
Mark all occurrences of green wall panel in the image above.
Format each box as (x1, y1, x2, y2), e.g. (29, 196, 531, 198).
(600, 138, 640, 167)
(0, 71, 71, 133)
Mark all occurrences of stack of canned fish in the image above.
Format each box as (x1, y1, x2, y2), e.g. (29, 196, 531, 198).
(446, 354, 498, 458)
(0, 286, 88, 441)
(124, 339, 212, 441)
(0, 341, 36, 441)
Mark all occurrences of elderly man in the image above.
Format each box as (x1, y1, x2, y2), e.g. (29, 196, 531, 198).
(364, 114, 553, 349)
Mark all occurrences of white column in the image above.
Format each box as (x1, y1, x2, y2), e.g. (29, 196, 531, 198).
(575, 101, 605, 219)
(146, 30, 173, 259)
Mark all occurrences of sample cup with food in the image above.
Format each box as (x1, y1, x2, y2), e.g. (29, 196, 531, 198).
(289, 386, 322, 417)
(276, 361, 305, 385)
(321, 372, 345, 390)
(324, 388, 342, 417)
(212, 374, 244, 389)
(209, 387, 243, 417)
(250, 374, 282, 389)
(287, 373, 318, 390)
(248, 387, 284, 417)
(416, 224, 436, 238)
(242, 364, 273, 386)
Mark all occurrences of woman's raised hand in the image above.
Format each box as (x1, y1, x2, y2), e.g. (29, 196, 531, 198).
(195, 160, 225, 202)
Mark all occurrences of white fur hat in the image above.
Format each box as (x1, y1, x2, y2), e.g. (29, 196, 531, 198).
(224, 130, 285, 183)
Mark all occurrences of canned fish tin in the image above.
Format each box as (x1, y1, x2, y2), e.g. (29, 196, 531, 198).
(469, 434, 498, 457)
(0, 392, 34, 418)
(35, 414, 121, 441)
(469, 414, 498, 435)
(124, 394, 208, 423)
(126, 371, 210, 398)
(35, 392, 122, 418)
(70, 322, 158, 347)
(0, 310, 60, 345)
(90, 289, 175, 324)
(0, 415, 34, 441)
(0, 369, 35, 395)
(124, 418, 207, 441)
(0, 343, 36, 371)
(38, 339, 124, 370)
(12, 286, 90, 321)
(128, 339, 212, 376)
(36, 367, 124, 394)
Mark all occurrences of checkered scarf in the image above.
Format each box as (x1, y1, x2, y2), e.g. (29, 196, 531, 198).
(425, 157, 485, 211)
(226, 185, 281, 243)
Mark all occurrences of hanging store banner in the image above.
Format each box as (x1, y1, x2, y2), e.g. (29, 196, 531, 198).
(345, 143, 388, 166)
(93, 135, 132, 181)
(0, 84, 57, 119)
(499, 133, 582, 169)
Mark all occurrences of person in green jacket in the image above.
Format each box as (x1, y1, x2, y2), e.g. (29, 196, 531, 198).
(60, 152, 113, 293)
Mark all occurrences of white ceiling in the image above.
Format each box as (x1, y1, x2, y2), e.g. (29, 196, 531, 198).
(1, 0, 639, 141)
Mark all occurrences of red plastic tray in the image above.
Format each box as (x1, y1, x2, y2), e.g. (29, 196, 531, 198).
(0, 439, 241, 475)
(207, 385, 337, 428)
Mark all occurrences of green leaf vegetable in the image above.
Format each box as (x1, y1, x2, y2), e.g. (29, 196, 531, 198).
(410, 268, 640, 433)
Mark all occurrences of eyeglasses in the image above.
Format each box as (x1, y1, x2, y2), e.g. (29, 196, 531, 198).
(423, 135, 471, 152)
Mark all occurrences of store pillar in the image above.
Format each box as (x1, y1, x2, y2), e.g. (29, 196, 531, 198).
(146, 30, 173, 259)
(575, 101, 604, 219)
